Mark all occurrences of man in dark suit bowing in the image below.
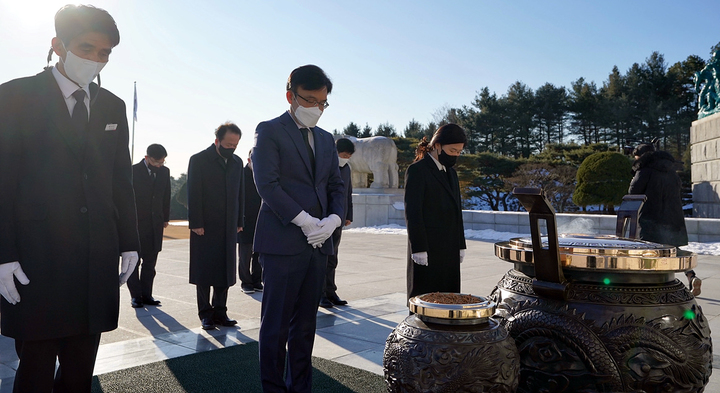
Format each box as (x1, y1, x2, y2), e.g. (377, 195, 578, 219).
(0, 5, 139, 392)
(252, 65, 345, 393)
(128, 144, 171, 308)
(187, 123, 244, 331)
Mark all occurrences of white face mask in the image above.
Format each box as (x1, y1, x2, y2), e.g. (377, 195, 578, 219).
(292, 96, 323, 128)
(61, 50, 106, 87)
(338, 157, 349, 167)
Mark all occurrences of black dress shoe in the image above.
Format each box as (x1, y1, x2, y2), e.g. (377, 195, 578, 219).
(319, 297, 334, 308)
(131, 298, 144, 308)
(213, 316, 238, 327)
(142, 297, 161, 306)
(201, 318, 216, 330)
(328, 295, 348, 306)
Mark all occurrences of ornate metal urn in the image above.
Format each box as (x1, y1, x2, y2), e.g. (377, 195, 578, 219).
(383, 293, 519, 392)
(492, 188, 712, 392)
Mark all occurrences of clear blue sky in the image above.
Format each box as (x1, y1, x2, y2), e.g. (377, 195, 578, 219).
(1, 0, 718, 176)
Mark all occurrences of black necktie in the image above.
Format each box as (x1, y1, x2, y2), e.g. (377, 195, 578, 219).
(71, 89, 88, 145)
(300, 128, 315, 170)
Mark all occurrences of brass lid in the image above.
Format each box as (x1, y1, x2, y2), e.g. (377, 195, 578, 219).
(495, 234, 696, 272)
(409, 293, 496, 325)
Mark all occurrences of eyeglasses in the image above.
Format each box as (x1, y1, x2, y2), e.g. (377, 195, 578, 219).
(295, 93, 329, 109)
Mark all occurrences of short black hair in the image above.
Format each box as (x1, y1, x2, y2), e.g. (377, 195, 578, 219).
(336, 138, 355, 154)
(286, 65, 333, 94)
(146, 144, 167, 159)
(215, 122, 242, 141)
(54, 4, 120, 47)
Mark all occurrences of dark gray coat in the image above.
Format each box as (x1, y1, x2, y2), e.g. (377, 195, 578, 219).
(629, 151, 688, 246)
(133, 161, 171, 255)
(0, 69, 139, 340)
(187, 144, 243, 287)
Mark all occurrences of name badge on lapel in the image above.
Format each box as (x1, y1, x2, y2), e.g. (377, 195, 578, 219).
(105, 124, 118, 131)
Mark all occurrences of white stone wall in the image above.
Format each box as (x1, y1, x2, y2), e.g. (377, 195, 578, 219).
(347, 190, 720, 242)
(691, 112, 720, 218)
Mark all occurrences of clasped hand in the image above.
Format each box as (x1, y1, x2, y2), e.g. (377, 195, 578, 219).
(306, 214, 341, 248)
(0, 262, 30, 305)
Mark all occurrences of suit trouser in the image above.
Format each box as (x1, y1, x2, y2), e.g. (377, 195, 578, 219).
(323, 228, 343, 298)
(13, 333, 101, 393)
(195, 285, 229, 320)
(127, 250, 159, 300)
(258, 247, 326, 393)
(238, 242, 262, 288)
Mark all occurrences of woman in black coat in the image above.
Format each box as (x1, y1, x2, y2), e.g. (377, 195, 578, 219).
(404, 124, 467, 301)
(629, 143, 698, 294)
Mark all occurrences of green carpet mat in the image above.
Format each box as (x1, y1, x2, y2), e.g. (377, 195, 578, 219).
(90, 342, 386, 392)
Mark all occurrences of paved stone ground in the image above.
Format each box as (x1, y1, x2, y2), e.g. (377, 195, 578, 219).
(1, 229, 719, 392)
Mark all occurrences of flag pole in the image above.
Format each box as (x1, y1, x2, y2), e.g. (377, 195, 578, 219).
(131, 81, 136, 163)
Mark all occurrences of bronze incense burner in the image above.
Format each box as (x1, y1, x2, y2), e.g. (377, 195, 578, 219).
(492, 188, 712, 392)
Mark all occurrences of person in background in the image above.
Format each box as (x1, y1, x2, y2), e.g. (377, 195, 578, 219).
(629, 142, 699, 295)
(0, 5, 139, 392)
(319, 138, 355, 308)
(239, 149, 263, 294)
(252, 64, 345, 393)
(187, 123, 244, 330)
(404, 124, 467, 302)
(128, 144, 171, 308)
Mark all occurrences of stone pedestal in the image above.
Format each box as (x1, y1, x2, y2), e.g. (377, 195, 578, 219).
(691, 112, 720, 217)
(347, 188, 404, 228)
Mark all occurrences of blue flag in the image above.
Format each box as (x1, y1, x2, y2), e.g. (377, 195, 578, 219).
(133, 83, 138, 122)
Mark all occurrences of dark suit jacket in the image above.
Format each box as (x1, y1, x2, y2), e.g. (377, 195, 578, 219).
(0, 69, 139, 340)
(252, 112, 345, 256)
(404, 155, 466, 299)
(240, 164, 262, 244)
(187, 144, 243, 287)
(133, 160, 171, 255)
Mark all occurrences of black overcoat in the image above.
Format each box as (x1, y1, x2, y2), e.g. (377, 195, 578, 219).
(628, 151, 688, 246)
(239, 164, 262, 244)
(339, 164, 354, 222)
(0, 69, 140, 340)
(187, 145, 243, 287)
(133, 160, 171, 256)
(404, 155, 466, 300)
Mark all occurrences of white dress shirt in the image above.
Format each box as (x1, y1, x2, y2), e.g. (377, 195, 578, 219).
(51, 66, 90, 119)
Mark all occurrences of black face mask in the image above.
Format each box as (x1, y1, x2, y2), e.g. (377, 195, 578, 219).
(217, 145, 235, 160)
(438, 149, 458, 168)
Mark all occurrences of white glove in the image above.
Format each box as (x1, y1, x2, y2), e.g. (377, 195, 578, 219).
(307, 214, 342, 247)
(411, 252, 428, 266)
(460, 249, 465, 264)
(0, 262, 30, 305)
(119, 251, 139, 286)
(292, 210, 321, 237)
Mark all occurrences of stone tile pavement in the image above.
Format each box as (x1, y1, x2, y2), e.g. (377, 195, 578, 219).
(1, 231, 719, 391)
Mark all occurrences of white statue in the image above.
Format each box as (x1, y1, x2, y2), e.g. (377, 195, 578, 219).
(338, 136, 399, 188)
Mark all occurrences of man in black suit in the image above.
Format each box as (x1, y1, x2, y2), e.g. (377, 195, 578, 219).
(187, 123, 244, 330)
(319, 138, 354, 308)
(238, 149, 263, 294)
(0, 5, 139, 392)
(128, 144, 171, 308)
